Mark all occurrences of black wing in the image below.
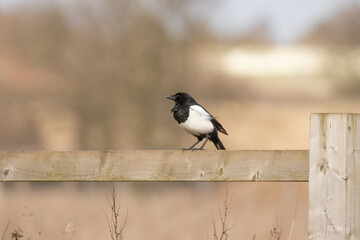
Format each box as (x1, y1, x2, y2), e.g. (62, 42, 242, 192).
(211, 118, 228, 135)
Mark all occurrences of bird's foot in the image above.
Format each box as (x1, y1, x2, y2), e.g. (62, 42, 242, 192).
(181, 148, 204, 151)
(192, 148, 204, 151)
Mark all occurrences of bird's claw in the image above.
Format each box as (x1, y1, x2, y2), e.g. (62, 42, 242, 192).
(181, 148, 192, 151)
(181, 148, 204, 151)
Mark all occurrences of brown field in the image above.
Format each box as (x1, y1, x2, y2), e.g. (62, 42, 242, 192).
(0, 182, 308, 240)
(1, 99, 359, 240)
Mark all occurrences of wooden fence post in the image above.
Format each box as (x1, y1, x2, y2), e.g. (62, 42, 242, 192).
(309, 113, 360, 239)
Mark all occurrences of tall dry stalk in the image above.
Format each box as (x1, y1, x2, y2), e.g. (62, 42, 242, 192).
(288, 199, 298, 240)
(102, 185, 128, 240)
(269, 215, 281, 240)
(64, 222, 76, 240)
(1, 220, 11, 240)
(11, 228, 23, 240)
(212, 186, 236, 240)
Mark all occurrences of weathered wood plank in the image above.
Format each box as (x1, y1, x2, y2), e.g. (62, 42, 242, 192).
(309, 113, 360, 240)
(0, 150, 308, 182)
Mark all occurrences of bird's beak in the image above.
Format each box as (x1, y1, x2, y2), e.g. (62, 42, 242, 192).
(166, 95, 176, 101)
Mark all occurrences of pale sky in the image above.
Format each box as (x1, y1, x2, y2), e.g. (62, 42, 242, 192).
(1, 0, 360, 43)
(210, 0, 360, 43)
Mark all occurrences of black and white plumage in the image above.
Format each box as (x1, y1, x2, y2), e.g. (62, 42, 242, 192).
(166, 92, 228, 150)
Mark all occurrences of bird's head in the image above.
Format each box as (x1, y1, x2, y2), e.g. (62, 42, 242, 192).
(166, 92, 193, 104)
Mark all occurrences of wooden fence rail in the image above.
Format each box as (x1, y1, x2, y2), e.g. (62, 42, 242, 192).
(0, 150, 308, 181)
(0, 113, 359, 240)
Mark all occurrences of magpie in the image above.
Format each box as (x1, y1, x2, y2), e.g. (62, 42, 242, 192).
(166, 92, 228, 150)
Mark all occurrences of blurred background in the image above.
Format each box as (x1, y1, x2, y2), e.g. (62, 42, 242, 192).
(0, 0, 360, 239)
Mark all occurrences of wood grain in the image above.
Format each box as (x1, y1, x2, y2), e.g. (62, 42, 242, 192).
(0, 150, 308, 182)
(309, 113, 360, 240)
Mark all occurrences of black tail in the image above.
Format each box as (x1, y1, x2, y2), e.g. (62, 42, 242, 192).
(211, 135, 226, 150)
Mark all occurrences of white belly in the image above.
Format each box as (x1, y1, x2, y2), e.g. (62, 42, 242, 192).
(179, 106, 214, 135)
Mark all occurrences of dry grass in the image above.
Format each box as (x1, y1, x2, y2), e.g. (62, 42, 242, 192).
(211, 186, 236, 240)
(102, 185, 128, 240)
(11, 228, 23, 240)
(250, 216, 282, 240)
(288, 200, 298, 240)
(1, 220, 10, 240)
(268, 215, 282, 240)
(0, 183, 307, 240)
(210, 186, 296, 240)
(64, 222, 76, 240)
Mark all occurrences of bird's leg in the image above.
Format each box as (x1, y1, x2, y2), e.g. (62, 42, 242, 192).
(198, 137, 209, 150)
(182, 139, 202, 150)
